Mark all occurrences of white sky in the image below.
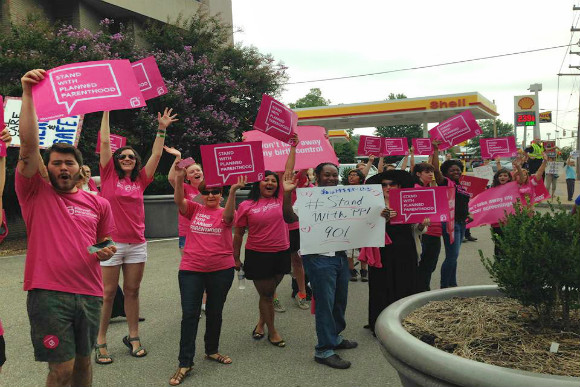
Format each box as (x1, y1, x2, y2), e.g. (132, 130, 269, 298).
(232, 0, 580, 148)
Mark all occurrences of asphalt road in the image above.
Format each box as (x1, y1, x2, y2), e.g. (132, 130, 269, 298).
(0, 223, 502, 387)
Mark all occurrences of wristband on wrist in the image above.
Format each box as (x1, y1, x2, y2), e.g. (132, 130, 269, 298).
(157, 133, 166, 138)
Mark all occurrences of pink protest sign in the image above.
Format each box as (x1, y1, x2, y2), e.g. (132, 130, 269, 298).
(357, 135, 383, 156)
(243, 126, 338, 172)
(459, 175, 489, 199)
(429, 111, 482, 151)
(467, 182, 520, 229)
(0, 96, 5, 156)
(253, 94, 297, 144)
(382, 137, 409, 156)
(480, 136, 517, 159)
(131, 56, 167, 100)
(96, 132, 127, 154)
(389, 186, 452, 224)
(32, 60, 145, 121)
(200, 141, 265, 187)
(412, 138, 433, 155)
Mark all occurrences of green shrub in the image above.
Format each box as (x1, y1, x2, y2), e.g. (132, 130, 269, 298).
(144, 173, 173, 195)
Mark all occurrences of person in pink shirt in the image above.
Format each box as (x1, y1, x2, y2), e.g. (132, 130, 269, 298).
(96, 108, 178, 364)
(168, 165, 245, 386)
(234, 171, 290, 347)
(513, 151, 548, 206)
(15, 69, 117, 387)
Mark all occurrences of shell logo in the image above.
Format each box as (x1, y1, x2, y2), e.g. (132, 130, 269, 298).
(518, 97, 535, 110)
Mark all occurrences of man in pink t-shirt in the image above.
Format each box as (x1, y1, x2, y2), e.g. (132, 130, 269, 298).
(16, 70, 117, 387)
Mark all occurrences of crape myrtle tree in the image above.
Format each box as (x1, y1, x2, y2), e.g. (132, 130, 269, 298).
(0, 13, 287, 215)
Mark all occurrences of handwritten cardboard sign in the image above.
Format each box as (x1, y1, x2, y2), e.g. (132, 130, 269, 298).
(295, 184, 386, 254)
(243, 126, 338, 172)
(480, 136, 517, 159)
(3, 97, 83, 149)
(467, 181, 519, 228)
(96, 132, 127, 154)
(544, 140, 556, 158)
(546, 161, 559, 175)
(382, 137, 409, 156)
(357, 135, 383, 156)
(412, 138, 433, 155)
(429, 111, 482, 151)
(32, 60, 145, 121)
(200, 141, 265, 187)
(253, 94, 297, 144)
(473, 164, 494, 185)
(131, 56, 167, 100)
(459, 175, 489, 199)
(389, 186, 452, 224)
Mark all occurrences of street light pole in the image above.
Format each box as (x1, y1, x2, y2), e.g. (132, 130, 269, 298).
(528, 83, 542, 140)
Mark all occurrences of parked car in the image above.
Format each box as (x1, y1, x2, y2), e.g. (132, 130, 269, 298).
(491, 159, 514, 172)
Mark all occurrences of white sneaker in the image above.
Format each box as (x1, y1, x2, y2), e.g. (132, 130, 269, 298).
(295, 295, 310, 310)
(273, 298, 286, 313)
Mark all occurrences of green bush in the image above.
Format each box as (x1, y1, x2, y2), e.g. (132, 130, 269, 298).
(143, 173, 173, 195)
(480, 202, 580, 329)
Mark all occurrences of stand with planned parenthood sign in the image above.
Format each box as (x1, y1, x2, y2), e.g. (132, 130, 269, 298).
(131, 56, 167, 100)
(253, 95, 297, 144)
(200, 141, 265, 187)
(295, 185, 386, 255)
(429, 111, 482, 151)
(480, 136, 517, 159)
(3, 97, 83, 148)
(357, 135, 409, 156)
(388, 186, 454, 224)
(412, 138, 433, 155)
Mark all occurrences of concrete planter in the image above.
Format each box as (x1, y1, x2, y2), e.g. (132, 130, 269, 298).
(144, 195, 178, 238)
(376, 285, 580, 387)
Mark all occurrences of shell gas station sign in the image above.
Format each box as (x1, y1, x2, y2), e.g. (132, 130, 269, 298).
(514, 95, 538, 127)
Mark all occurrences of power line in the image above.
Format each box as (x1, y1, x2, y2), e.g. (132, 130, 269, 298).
(286, 43, 576, 85)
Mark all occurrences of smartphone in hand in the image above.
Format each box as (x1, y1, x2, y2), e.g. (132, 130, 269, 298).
(88, 240, 115, 254)
(177, 157, 196, 169)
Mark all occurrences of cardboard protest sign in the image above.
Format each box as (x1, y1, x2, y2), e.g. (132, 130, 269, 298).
(253, 94, 297, 144)
(480, 136, 517, 159)
(243, 126, 338, 172)
(412, 138, 433, 155)
(32, 60, 145, 121)
(467, 181, 519, 228)
(473, 164, 494, 185)
(4, 97, 83, 148)
(429, 111, 482, 151)
(357, 135, 383, 156)
(546, 161, 559, 175)
(96, 132, 127, 154)
(382, 137, 409, 156)
(389, 186, 452, 225)
(295, 185, 386, 254)
(544, 140, 556, 158)
(459, 175, 489, 199)
(200, 141, 265, 187)
(131, 56, 167, 100)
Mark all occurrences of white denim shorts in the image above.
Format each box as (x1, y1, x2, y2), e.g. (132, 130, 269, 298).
(100, 242, 148, 266)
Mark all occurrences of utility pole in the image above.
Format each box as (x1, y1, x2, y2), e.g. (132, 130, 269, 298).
(569, 5, 580, 177)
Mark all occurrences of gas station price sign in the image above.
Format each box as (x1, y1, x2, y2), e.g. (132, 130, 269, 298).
(515, 111, 536, 126)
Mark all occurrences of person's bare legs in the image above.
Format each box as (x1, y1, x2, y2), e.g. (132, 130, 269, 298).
(122, 262, 145, 356)
(71, 356, 92, 387)
(46, 359, 74, 387)
(253, 275, 284, 342)
(291, 252, 307, 295)
(96, 265, 121, 361)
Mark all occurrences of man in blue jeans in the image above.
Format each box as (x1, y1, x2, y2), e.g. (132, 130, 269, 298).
(281, 163, 357, 369)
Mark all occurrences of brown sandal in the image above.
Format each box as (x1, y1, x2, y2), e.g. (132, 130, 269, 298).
(169, 367, 192, 386)
(205, 353, 232, 364)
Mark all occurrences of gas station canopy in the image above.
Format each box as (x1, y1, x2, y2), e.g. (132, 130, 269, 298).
(294, 92, 498, 130)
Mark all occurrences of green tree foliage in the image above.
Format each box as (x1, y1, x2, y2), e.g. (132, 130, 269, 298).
(467, 120, 515, 157)
(559, 145, 573, 161)
(374, 93, 423, 145)
(288, 88, 330, 109)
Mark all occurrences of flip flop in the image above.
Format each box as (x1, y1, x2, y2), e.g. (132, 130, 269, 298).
(205, 353, 232, 364)
(268, 337, 286, 348)
(252, 325, 265, 340)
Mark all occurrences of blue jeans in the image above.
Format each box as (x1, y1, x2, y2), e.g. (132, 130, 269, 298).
(177, 268, 234, 367)
(302, 253, 349, 359)
(440, 222, 466, 288)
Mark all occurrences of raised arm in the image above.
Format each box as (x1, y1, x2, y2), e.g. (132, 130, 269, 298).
(534, 152, 548, 180)
(173, 163, 188, 215)
(144, 108, 178, 179)
(361, 155, 375, 177)
(164, 146, 182, 188)
(223, 176, 247, 224)
(432, 140, 445, 184)
(567, 156, 574, 166)
(399, 154, 408, 171)
(377, 157, 385, 173)
(282, 170, 299, 223)
(99, 111, 113, 168)
(284, 133, 299, 174)
(17, 70, 45, 178)
(0, 129, 11, 212)
(409, 147, 416, 171)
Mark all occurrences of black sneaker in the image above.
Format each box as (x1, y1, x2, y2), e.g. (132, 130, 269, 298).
(360, 269, 368, 282)
(314, 354, 351, 369)
(335, 339, 358, 350)
(465, 236, 478, 242)
(349, 269, 358, 282)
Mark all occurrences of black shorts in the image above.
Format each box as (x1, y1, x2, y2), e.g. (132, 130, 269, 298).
(289, 229, 300, 253)
(244, 249, 291, 280)
(0, 335, 5, 367)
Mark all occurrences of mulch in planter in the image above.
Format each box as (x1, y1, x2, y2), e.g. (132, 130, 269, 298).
(403, 296, 580, 377)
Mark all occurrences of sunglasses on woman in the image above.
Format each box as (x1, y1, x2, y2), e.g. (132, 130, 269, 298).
(201, 189, 221, 196)
(116, 154, 136, 160)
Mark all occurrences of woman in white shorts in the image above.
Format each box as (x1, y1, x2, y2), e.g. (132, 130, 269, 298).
(95, 109, 178, 364)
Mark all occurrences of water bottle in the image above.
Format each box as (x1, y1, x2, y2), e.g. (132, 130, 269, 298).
(238, 266, 246, 290)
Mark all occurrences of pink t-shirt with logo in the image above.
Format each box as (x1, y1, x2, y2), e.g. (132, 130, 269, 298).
(181, 201, 235, 272)
(15, 171, 115, 297)
(99, 159, 153, 243)
(235, 196, 289, 252)
(178, 184, 200, 236)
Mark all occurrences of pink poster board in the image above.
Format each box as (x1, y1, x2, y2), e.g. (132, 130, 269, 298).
(95, 132, 127, 154)
(253, 94, 297, 144)
(131, 56, 168, 100)
(467, 181, 519, 228)
(459, 175, 489, 199)
(382, 137, 409, 156)
(480, 136, 517, 159)
(243, 126, 338, 172)
(429, 111, 482, 151)
(389, 186, 452, 224)
(412, 138, 433, 155)
(357, 135, 383, 156)
(0, 96, 4, 157)
(32, 60, 145, 121)
(200, 141, 265, 187)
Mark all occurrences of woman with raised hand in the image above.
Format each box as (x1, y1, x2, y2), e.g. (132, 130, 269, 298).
(513, 151, 548, 205)
(489, 167, 514, 260)
(234, 171, 290, 348)
(168, 166, 245, 386)
(95, 108, 177, 364)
